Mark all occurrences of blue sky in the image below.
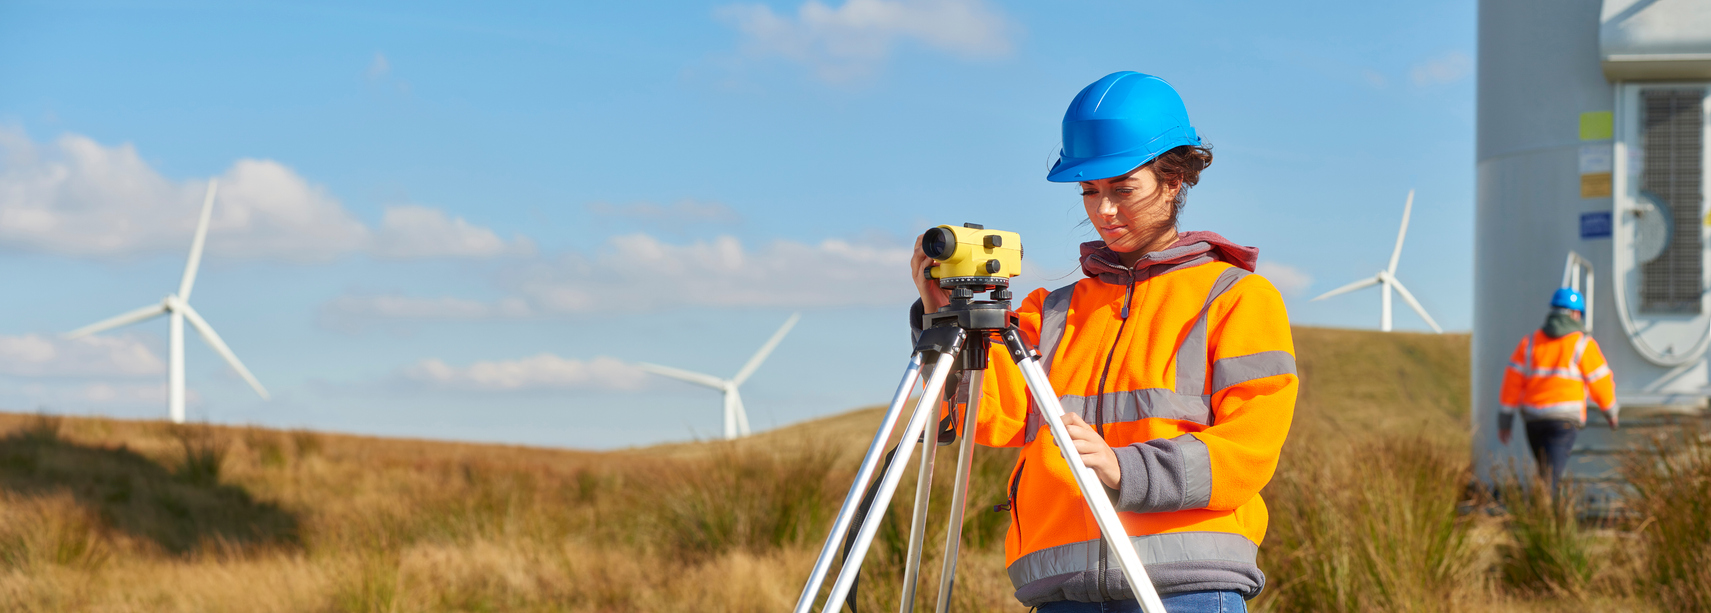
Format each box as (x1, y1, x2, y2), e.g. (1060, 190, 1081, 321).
(0, 0, 1476, 448)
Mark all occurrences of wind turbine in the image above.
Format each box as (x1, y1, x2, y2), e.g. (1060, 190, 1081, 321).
(637, 313, 800, 440)
(1311, 189, 1443, 333)
(64, 179, 270, 423)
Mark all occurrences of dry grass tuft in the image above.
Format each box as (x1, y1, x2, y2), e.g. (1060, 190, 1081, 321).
(1256, 435, 1480, 612)
(1495, 477, 1594, 598)
(1624, 424, 1711, 611)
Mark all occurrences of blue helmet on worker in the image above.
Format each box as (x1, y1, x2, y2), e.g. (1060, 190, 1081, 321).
(1550, 288, 1585, 312)
(1047, 71, 1201, 183)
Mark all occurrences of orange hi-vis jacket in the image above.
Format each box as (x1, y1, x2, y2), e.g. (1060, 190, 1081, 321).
(1498, 328, 1618, 431)
(950, 234, 1297, 605)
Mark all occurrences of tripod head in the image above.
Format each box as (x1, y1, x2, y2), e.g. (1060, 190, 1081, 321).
(924, 276, 1016, 333)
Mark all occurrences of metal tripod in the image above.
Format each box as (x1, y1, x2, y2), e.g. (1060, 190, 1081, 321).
(792, 277, 1166, 613)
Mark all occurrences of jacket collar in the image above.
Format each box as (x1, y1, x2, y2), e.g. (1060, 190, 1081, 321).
(1078, 230, 1259, 285)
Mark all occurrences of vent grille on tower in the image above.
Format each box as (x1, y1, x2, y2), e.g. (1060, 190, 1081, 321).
(1639, 88, 1705, 314)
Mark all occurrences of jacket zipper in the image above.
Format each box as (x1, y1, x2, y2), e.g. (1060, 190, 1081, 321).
(1000, 459, 1026, 543)
(1094, 273, 1137, 434)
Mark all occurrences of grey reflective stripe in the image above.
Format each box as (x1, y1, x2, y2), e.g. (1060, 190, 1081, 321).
(1522, 335, 1534, 377)
(1006, 531, 1258, 588)
(1210, 350, 1296, 394)
(1173, 433, 1213, 508)
(1058, 390, 1215, 426)
(1175, 267, 1252, 395)
(1038, 283, 1077, 374)
(1572, 333, 1590, 371)
(1029, 283, 1077, 443)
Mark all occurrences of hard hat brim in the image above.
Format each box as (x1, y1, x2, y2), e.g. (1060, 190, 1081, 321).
(1046, 151, 1161, 183)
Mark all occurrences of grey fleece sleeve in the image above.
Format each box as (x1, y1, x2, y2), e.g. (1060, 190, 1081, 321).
(1112, 433, 1214, 513)
(1498, 412, 1516, 432)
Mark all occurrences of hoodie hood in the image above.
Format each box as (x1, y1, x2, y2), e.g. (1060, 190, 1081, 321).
(1542, 310, 1585, 339)
(1079, 230, 1259, 285)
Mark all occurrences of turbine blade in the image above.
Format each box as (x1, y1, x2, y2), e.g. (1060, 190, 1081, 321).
(1310, 276, 1381, 302)
(733, 312, 800, 386)
(179, 179, 218, 301)
(636, 362, 728, 390)
(1387, 189, 1414, 275)
(178, 303, 270, 399)
(1387, 278, 1444, 333)
(64, 303, 168, 338)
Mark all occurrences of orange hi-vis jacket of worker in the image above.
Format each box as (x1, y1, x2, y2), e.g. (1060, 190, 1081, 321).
(1498, 329, 1618, 431)
(954, 232, 1296, 605)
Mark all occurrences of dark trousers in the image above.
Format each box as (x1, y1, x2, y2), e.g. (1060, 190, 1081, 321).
(1525, 420, 1579, 491)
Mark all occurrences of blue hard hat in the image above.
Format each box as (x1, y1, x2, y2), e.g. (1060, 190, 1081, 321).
(1047, 71, 1201, 183)
(1551, 288, 1585, 311)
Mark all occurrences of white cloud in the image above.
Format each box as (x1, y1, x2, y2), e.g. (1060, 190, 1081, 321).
(717, 0, 1013, 81)
(373, 205, 534, 258)
(77, 382, 173, 404)
(0, 334, 163, 378)
(367, 53, 391, 80)
(321, 294, 534, 327)
(1361, 69, 1387, 89)
(0, 380, 190, 412)
(320, 232, 913, 326)
(1409, 51, 1472, 87)
(514, 233, 914, 312)
(586, 200, 740, 225)
(404, 354, 647, 391)
(1257, 262, 1314, 298)
(0, 129, 519, 262)
(205, 159, 372, 261)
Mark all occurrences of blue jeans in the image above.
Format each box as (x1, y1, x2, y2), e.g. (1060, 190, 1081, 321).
(1525, 419, 1578, 491)
(1035, 590, 1248, 613)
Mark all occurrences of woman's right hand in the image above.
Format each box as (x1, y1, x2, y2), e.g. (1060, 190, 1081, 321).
(911, 233, 952, 314)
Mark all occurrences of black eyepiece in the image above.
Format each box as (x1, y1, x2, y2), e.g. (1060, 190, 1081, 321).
(922, 227, 957, 261)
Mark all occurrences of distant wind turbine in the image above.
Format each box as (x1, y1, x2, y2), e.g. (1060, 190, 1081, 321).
(64, 179, 270, 422)
(1311, 189, 1443, 333)
(638, 313, 800, 439)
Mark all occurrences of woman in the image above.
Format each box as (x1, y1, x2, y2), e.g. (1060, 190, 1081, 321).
(909, 72, 1296, 612)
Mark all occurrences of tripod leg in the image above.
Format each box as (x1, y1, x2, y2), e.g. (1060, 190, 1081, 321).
(932, 372, 982, 612)
(897, 415, 937, 613)
(821, 331, 965, 613)
(1000, 328, 1167, 613)
(794, 351, 929, 613)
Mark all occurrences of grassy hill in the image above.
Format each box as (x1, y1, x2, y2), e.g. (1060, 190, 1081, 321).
(0, 327, 1696, 611)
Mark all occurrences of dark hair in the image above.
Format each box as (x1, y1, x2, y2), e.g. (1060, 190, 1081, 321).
(1148, 143, 1213, 225)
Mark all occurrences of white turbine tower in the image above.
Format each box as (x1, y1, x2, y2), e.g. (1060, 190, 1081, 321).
(64, 179, 270, 423)
(638, 313, 800, 440)
(1311, 189, 1443, 333)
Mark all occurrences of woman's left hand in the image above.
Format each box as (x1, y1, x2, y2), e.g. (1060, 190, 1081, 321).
(1061, 413, 1121, 490)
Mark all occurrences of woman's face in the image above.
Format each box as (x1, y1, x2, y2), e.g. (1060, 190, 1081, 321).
(1080, 165, 1180, 254)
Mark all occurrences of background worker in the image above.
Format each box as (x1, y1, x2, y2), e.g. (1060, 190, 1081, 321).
(1498, 288, 1619, 491)
(910, 72, 1296, 613)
